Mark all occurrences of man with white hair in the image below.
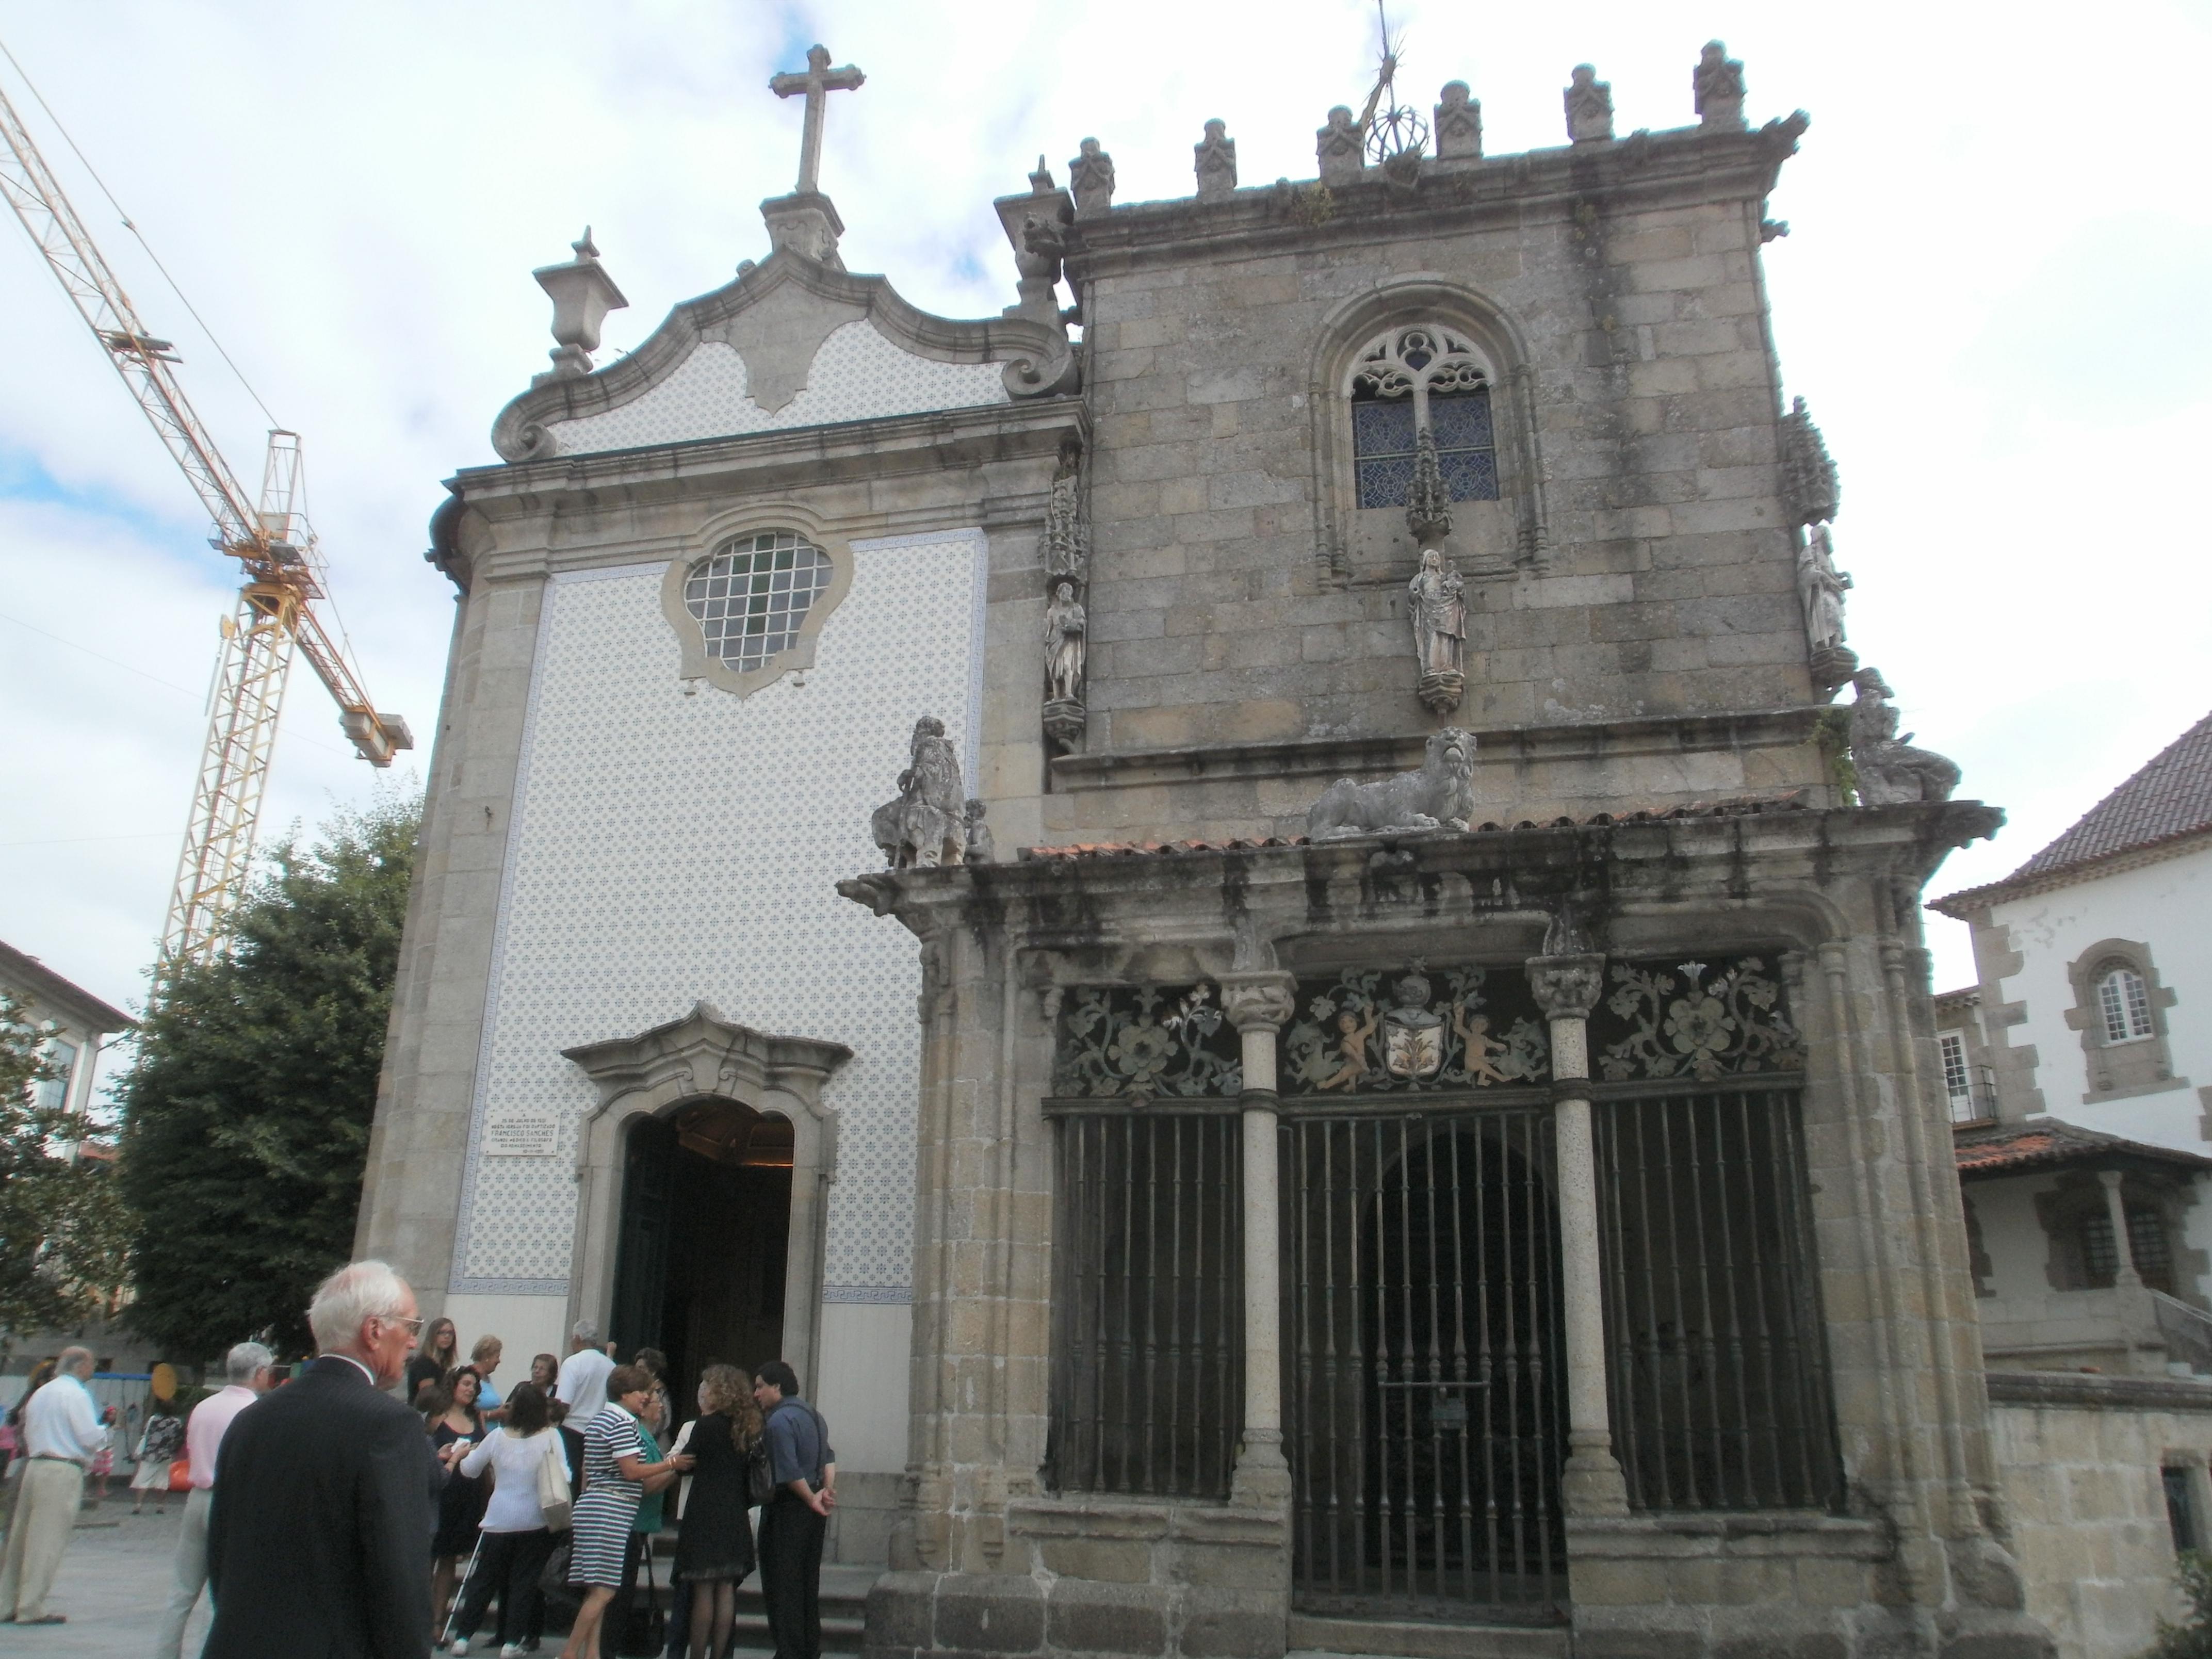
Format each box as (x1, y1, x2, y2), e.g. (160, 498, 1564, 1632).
(202, 1260, 438, 1659)
(0, 1345, 106, 1624)
(554, 1316, 616, 1425)
(153, 1340, 274, 1659)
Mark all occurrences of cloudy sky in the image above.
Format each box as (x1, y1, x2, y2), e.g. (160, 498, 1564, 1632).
(2, 0, 2207, 1031)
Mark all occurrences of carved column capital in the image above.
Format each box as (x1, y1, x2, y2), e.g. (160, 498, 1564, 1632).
(1527, 953, 1606, 1022)
(1219, 971, 1296, 1034)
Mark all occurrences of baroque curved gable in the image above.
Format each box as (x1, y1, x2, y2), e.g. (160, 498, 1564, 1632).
(491, 250, 1074, 462)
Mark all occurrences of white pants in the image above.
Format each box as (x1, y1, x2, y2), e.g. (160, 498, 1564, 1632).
(153, 1485, 213, 1658)
(0, 1458, 85, 1621)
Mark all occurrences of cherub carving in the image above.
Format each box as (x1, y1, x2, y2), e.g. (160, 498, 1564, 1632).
(1452, 1004, 1509, 1084)
(1319, 1006, 1381, 1091)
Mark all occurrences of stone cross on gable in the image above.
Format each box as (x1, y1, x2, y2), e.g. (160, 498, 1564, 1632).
(770, 43, 866, 196)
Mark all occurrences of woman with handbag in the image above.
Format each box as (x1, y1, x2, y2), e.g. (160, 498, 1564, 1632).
(561, 1365, 692, 1659)
(672, 1367, 762, 1659)
(129, 1400, 185, 1515)
(447, 1381, 568, 1656)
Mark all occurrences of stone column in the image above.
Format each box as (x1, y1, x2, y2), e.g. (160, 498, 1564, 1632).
(1221, 970, 1296, 1508)
(2099, 1168, 2143, 1289)
(1528, 950, 1630, 1516)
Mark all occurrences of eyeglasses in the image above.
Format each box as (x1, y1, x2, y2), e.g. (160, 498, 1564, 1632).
(376, 1314, 426, 1336)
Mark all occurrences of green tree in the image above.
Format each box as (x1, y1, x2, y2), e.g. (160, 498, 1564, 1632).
(2145, 1552, 2212, 1657)
(116, 792, 421, 1357)
(0, 991, 132, 1349)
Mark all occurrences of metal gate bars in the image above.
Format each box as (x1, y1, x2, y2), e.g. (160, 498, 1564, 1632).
(1284, 1104, 1567, 1619)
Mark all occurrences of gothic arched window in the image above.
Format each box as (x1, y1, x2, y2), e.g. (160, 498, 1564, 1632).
(2098, 966, 2155, 1045)
(1348, 325, 1499, 509)
(684, 530, 833, 675)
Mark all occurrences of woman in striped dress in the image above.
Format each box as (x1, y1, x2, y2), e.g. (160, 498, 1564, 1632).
(561, 1364, 692, 1659)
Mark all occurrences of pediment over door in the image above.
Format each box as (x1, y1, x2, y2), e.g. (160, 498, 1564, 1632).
(561, 1000, 851, 1130)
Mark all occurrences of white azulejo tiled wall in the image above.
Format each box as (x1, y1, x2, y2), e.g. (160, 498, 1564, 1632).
(542, 321, 1010, 457)
(449, 529, 987, 1302)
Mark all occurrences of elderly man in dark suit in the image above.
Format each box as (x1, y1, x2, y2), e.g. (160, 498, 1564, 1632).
(204, 1260, 439, 1659)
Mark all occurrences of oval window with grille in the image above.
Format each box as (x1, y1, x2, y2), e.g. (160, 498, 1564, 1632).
(683, 530, 834, 675)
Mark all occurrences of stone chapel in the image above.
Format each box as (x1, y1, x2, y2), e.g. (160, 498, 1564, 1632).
(356, 36, 2058, 1659)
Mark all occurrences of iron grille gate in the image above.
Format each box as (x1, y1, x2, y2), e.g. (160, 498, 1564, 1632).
(1284, 1103, 1567, 1620)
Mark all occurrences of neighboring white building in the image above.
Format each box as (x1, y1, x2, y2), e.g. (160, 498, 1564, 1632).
(1934, 708, 2211, 1155)
(0, 939, 130, 1130)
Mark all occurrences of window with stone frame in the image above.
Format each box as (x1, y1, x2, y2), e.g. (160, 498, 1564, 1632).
(683, 530, 833, 675)
(2039, 1174, 2183, 1294)
(1939, 1031, 1977, 1122)
(2076, 1202, 2175, 1293)
(2062, 940, 2186, 1103)
(1348, 325, 1500, 510)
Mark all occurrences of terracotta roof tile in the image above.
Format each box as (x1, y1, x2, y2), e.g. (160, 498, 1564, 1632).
(2009, 710, 2212, 884)
(1953, 1116, 2212, 1176)
(1017, 794, 1809, 861)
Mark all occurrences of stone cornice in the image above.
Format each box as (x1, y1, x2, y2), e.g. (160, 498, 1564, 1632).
(1929, 826, 2212, 919)
(1985, 1369, 2212, 1413)
(840, 799, 2002, 972)
(1062, 116, 1806, 281)
(1051, 706, 1826, 793)
(427, 399, 1085, 591)
(489, 250, 1074, 462)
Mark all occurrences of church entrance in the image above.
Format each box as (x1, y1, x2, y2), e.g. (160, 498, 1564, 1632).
(1284, 1103, 1567, 1623)
(609, 1099, 793, 1410)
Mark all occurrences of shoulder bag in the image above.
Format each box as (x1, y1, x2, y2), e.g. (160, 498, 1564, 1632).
(535, 1429, 573, 1532)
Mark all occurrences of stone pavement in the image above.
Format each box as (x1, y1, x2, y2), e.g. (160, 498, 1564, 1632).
(0, 1501, 209, 1657)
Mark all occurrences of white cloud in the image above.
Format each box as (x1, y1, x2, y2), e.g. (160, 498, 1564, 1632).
(1, 0, 2206, 1011)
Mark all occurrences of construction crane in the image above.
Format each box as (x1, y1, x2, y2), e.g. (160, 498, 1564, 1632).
(0, 60, 410, 975)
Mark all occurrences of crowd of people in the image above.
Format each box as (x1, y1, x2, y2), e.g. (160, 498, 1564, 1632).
(0, 1262, 837, 1659)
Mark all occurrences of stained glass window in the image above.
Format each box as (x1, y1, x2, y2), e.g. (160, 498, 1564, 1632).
(684, 531, 832, 675)
(1351, 384, 1499, 509)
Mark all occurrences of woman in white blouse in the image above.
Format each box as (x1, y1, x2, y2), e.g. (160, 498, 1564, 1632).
(445, 1381, 565, 1656)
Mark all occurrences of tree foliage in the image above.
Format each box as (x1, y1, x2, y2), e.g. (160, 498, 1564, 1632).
(0, 991, 132, 1348)
(2145, 1553, 2212, 1657)
(117, 793, 421, 1357)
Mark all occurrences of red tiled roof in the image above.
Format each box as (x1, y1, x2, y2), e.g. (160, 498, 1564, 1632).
(1018, 795, 1810, 860)
(1953, 1117, 2212, 1177)
(1935, 709, 2212, 912)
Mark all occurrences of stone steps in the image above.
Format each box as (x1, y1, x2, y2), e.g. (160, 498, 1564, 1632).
(1289, 1612, 1571, 1659)
(631, 1555, 874, 1654)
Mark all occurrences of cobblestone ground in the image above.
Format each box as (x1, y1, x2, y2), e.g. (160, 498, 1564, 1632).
(0, 1500, 210, 1657)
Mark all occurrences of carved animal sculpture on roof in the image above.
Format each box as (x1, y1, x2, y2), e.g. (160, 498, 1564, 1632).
(1306, 727, 1477, 840)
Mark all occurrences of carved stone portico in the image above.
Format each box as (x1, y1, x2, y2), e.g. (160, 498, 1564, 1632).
(562, 1002, 850, 1393)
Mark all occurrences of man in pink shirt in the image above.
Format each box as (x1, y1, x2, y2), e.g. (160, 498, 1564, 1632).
(154, 1341, 275, 1659)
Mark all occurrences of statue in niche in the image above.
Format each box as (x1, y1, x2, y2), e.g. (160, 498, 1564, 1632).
(1193, 119, 1238, 201)
(1044, 582, 1087, 703)
(1069, 137, 1115, 217)
(1694, 41, 1747, 129)
(1382, 971, 1445, 1080)
(1847, 669, 1962, 805)
(869, 714, 966, 868)
(1796, 524, 1851, 655)
(1565, 64, 1614, 143)
(1407, 546, 1468, 714)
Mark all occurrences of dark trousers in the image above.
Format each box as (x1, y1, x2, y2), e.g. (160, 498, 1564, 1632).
(757, 1496, 826, 1659)
(451, 1527, 557, 1647)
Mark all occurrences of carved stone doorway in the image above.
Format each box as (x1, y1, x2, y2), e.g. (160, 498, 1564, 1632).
(610, 1099, 793, 1411)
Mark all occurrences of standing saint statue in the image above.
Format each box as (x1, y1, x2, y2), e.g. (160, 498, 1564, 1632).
(1796, 524, 1851, 653)
(1407, 547, 1467, 712)
(1045, 581, 1087, 704)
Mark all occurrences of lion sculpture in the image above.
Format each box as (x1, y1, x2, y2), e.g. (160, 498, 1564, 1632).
(1306, 727, 1477, 841)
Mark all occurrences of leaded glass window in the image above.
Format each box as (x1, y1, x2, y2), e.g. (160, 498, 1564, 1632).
(2097, 967, 2154, 1044)
(1349, 323, 1500, 510)
(684, 531, 832, 675)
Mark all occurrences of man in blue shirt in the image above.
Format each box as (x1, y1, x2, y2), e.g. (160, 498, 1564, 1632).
(752, 1360, 835, 1659)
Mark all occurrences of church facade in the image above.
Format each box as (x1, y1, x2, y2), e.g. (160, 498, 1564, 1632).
(358, 38, 2057, 1659)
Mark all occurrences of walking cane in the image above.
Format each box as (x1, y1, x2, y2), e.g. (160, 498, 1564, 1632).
(443, 1531, 486, 1650)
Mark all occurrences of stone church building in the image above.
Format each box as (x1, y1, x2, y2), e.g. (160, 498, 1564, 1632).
(357, 36, 2059, 1659)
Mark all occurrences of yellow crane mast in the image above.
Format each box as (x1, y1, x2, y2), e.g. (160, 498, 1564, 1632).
(0, 64, 410, 974)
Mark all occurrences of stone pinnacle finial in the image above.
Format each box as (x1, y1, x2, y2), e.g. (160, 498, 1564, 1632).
(1194, 119, 1237, 201)
(1565, 63, 1614, 143)
(1029, 155, 1056, 194)
(571, 226, 600, 261)
(1694, 39, 1748, 130)
(531, 229, 627, 385)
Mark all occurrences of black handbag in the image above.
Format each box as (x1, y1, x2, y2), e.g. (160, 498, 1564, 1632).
(617, 1537, 664, 1658)
(746, 1438, 775, 1507)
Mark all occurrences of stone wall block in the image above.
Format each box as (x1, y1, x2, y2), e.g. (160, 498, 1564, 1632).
(1043, 1580, 1168, 1654)
(934, 1575, 1047, 1653)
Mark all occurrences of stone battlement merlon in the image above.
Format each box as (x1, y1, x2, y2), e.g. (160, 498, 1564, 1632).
(1056, 113, 1806, 281)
